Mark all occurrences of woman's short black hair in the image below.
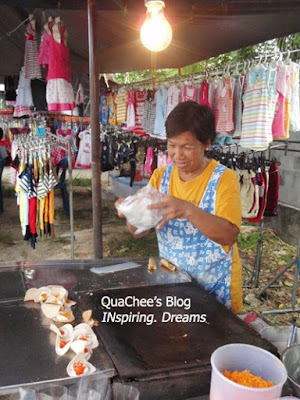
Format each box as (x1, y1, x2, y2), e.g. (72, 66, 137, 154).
(165, 101, 216, 144)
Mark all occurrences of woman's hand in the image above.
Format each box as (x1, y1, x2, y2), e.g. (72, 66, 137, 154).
(148, 195, 193, 229)
(115, 197, 150, 238)
(114, 197, 125, 218)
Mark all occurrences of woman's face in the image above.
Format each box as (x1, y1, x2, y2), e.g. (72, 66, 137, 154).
(167, 131, 207, 174)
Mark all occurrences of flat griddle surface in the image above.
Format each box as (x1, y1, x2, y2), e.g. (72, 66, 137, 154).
(0, 271, 25, 301)
(85, 283, 276, 380)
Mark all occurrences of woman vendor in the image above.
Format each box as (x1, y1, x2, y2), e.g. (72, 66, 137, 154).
(116, 101, 242, 313)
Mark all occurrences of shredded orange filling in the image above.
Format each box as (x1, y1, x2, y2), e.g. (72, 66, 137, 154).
(61, 312, 69, 318)
(223, 370, 274, 388)
(73, 361, 86, 376)
(59, 340, 69, 349)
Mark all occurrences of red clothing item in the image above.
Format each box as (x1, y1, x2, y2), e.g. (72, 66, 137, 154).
(199, 81, 210, 107)
(264, 162, 280, 216)
(29, 197, 37, 234)
(47, 26, 71, 83)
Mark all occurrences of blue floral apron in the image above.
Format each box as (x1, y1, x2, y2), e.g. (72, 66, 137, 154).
(157, 163, 233, 309)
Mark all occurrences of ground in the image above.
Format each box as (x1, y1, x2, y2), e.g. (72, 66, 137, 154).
(0, 169, 298, 329)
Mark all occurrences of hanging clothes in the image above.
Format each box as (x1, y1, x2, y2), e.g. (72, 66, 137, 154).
(264, 161, 280, 216)
(215, 76, 234, 134)
(182, 84, 198, 102)
(199, 81, 210, 107)
(38, 29, 52, 68)
(114, 87, 128, 124)
(46, 24, 75, 112)
(289, 62, 300, 133)
(99, 92, 109, 125)
(167, 84, 181, 116)
(4, 76, 17, 104)
(75, 131, 91, 168)
(107, 92, 117, 125)
(232, 76, 243, 136)
(240, 66, 275, 150)
(248, 170, 266, 223)
(24, 20, 42, 80)
(75, 83, 84, 117)
(126, 89, 135, 130)
(31, 79, 47, 111)
(51, 129, 76, 167)
(153, 86, 168, 139)
(14, 68, 33, 117)
(142, 90, 156, 136)
(134, 89, 147, 136)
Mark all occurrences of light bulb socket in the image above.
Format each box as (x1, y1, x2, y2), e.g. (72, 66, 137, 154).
(144, 0, 165, 8)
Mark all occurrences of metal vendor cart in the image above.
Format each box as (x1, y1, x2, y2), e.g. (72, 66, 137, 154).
(0, 258, 277, 399)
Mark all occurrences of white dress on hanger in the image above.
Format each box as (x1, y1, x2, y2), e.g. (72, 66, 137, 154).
(75, 131, 91, 168)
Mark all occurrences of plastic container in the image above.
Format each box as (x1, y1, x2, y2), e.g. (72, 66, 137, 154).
(260, 326, 300, 354)
(281, 344, 300, 398)
(210, 343, 288, 400)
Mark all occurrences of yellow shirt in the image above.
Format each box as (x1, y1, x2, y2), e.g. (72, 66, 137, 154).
(149, 159, 243, 313)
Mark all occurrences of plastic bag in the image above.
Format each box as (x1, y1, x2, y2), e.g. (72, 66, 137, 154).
(110, 383, 139, 400)
(116, 185, 164, 234)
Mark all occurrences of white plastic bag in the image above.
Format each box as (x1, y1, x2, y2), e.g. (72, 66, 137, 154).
(116, 185, 164, 234)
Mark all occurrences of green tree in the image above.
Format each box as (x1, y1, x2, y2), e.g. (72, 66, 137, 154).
(112, 34, 300, 84)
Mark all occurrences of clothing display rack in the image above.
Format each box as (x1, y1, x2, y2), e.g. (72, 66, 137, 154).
(220, 139, 299, 290)
(251, 140, 300, 313)
(258, 228, 300, 315)
(123, 48, 300, 89)
(47, 131, 75, 260)
(10, 129, 75, 259)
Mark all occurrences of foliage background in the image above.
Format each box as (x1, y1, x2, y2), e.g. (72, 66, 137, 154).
(112, 34, 300, 84)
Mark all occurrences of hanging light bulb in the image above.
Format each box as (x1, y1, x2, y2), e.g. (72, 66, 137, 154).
(140, 0, 173, 52)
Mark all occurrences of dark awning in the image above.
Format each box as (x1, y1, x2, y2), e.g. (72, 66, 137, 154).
(0, 1, 300, 75)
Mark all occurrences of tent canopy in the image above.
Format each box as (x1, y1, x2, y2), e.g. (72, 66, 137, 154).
(0, 0, 300, 75)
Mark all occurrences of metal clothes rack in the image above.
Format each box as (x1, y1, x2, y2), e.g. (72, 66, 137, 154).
(253, 141, 300, 314)
(220, 140, 296, 289)
(12, 131, 75, 260)
(46, 131, 75, 260)
(122, 47, 300, 88)
(258, 228, 300, 315)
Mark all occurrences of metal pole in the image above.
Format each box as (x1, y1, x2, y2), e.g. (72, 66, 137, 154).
(67, 138, 75, 260)
(88, 0, 103, 259)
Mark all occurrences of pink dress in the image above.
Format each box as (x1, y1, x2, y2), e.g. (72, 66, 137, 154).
(24, 22, 41, 80)
(46, 26, 75, 112)
(38, 30, 52, 68)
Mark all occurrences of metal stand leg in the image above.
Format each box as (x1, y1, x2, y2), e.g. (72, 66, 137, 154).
(258, 229, 300, 315)
(244, 221, 264, 287)
(67, 140, 75, 260)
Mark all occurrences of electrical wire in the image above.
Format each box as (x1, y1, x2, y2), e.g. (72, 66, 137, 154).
(0, 9, 38, 42)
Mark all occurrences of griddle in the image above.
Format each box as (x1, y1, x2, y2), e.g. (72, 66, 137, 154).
(0, 300, 115, 388)
(0, 270, 26, 302)
(84, 283, 277, 380)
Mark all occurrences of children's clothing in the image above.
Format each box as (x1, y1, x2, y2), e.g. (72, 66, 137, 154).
(153, 87, 168, 139)
(24, 21, 42, 79)
(46, 25, 75, 111)
(134, 90, 147, 136)
(75, 131, 91, 168)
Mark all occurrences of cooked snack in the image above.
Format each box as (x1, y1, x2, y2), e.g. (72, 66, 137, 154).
(148, 257, 157, 272)
(223, 370, 274, 388)
(160, 258, 176, 272)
